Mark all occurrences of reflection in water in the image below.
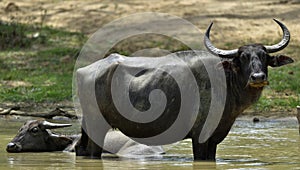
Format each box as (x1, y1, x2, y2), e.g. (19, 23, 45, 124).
(0, 117, 299, 169)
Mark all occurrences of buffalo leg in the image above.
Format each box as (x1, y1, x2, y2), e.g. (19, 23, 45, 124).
(75, 127, 108, 158)
(207, 142, 217, 160)
(192, 138, 217, 161)
(86, 136, 103, 158)
(75, 115, 109, 158)
(75, 127, 89, 156)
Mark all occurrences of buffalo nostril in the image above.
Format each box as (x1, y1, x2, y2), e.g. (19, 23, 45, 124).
(251, 73, 266, 82)
(6, 142, 16, 152)
(7, 143, 16, 149)
(6, 142, 21, 152)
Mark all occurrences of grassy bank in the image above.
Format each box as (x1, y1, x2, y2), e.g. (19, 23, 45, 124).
(0, 22, 298, 114)
(0, 22, 85, 103)
(252, 60, 299, 113)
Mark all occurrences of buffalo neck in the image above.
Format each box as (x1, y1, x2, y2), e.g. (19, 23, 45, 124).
(46, 136, 73, 151)
(225, 70, 263, 116)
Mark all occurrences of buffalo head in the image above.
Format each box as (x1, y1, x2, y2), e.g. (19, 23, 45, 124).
(6, 120, 72, 152)
(204, 19, 294, 88)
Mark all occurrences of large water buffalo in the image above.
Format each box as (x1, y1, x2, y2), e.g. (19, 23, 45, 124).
(75, 19, 294, 160)
(6, 120, 164, 155)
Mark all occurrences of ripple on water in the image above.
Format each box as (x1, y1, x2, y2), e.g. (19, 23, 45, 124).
(0, 117, 299, 169)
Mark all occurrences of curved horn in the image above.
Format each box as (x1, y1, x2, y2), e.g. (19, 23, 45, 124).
(265, 19, 290, 53)
(41, 120, 72, 129)
(204, 22, 238, 58)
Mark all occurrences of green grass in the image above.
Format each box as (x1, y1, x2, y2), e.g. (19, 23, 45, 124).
(252, 61, 300, 112)
(0, 22, 85, 103)
(269, 62, 299, 92)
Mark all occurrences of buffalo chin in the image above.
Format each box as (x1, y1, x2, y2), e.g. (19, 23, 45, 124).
(249, 81, 269, 88)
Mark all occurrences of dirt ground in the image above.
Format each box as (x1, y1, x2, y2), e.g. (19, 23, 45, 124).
(1, 0, 300, 42)
(1, 0, 300, 117)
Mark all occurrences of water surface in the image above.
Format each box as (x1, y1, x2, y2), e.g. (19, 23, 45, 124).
(0, 116, 299, 169)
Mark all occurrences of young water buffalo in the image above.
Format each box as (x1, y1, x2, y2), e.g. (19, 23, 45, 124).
(6, 120, 164, 155)
(7, 120, 73, 152)
(75, 19, 294, 160)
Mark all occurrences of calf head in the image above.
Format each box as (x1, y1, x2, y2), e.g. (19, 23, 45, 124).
(205, 19, 294, 88)
(6, 120, 72, 152)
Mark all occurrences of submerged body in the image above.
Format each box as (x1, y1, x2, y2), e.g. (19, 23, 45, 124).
(6, 120, 164, 155)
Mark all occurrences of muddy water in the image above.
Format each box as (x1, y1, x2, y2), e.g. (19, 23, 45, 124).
(0, 117, 299, 169)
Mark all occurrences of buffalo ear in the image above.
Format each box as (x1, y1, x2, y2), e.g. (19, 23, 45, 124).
(52, 136, 73, 145)
(216, 60, 239, 72)
(49, 135, 73, 150)
(268, 55, 294, 67)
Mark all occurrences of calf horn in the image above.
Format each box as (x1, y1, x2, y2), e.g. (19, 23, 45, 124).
(265, 19, 290, 53)
(41, 120, 72, 129)
(204, 22, 238, 58)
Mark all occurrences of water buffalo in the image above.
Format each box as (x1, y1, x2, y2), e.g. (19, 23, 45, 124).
(7, 120, 73, 152)
(75, 19, 294, 160)
(6, 120, 164, 155)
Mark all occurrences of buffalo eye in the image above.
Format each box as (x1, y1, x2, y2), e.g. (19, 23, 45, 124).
(258, 51, 267, 62)
(30, 127, 39, 134)
(237, 52, 249, 63)
(18, 128, 24, 132)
